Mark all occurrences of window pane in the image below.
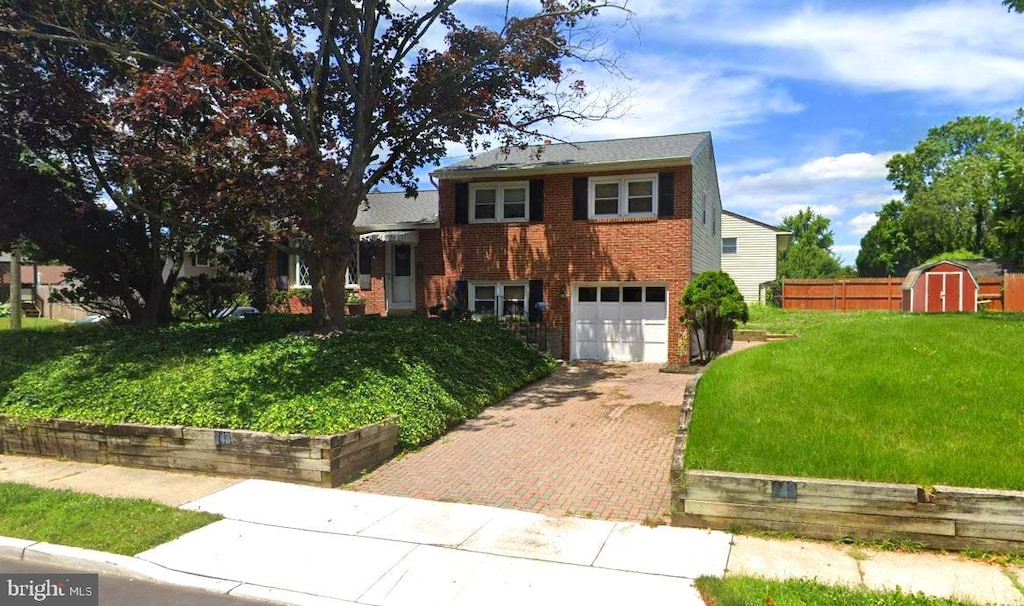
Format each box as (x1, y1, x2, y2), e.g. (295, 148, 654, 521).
(627, 181, 653, 196)
(578, 287, 597, 302)
(475, 285, 495, 300)
(627, 197, 653, 214)
(594, 198, 619, 215)
(504, 202, 526, 219)
(600, 287, 619, 302)
(503, 285, 526, 300)
(622, 286, 642, 302)
(295, 257, 310, 287)
(476, 203, 496, 220)
(722, 238, 737, 254)
(594, 183, 619, 198)
(474, 300, 495, 315)
(503, 300, 525, 317)
(503, 187, 526, 204)
(475, 189, 496, 204)
(646, 287, 666, 302)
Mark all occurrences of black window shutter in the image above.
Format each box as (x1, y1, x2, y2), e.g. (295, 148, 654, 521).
(454, 183, 469, 224)
(276, 251, 290, 290)
(572, 177, 588, 220)
(529, 179, 544, 222)
(528, 279, 543, 322)
(454, 280, 468, 309)
(358, 241, 372, 280)
(658, 172, 675, 218)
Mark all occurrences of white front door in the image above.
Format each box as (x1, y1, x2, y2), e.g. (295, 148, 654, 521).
(387, 243, 415, 310)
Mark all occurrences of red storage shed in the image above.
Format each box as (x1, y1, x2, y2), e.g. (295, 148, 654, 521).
(901, 261, 979, 313)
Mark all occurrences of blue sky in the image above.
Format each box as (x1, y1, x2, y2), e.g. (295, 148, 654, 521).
(415, 0, 1024, 265)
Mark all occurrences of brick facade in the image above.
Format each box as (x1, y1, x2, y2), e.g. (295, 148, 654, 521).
(429, 165, 695, 361)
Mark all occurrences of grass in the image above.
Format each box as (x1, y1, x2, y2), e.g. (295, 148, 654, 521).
(0, 317, 64, 330)
(694, 576, 976, 605)
(0, 482, 220, 555)
(0, 314, 555, 448)
(688, 310, 1024, 490)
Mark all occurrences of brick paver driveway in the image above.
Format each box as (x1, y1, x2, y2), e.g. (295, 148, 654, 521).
(348, 363, 691, 522)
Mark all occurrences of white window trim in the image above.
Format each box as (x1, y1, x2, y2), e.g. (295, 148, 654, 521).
(469, 281, 529, 318)
(292, 250, 365, 289)
(469, 182, 530, 224)
(588, 174, 658, 219)
(722, 237, 738, 255)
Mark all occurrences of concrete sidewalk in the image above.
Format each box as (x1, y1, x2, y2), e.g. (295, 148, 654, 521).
(2, 455, 1023, 605)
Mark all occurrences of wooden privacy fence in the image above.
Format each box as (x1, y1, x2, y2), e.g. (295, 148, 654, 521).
(782, 276, 1022, 312)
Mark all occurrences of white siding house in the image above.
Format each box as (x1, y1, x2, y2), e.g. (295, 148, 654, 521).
(721, 210, 790, 303)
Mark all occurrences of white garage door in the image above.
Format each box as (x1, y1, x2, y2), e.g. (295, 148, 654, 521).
(572, 284, 669, 362)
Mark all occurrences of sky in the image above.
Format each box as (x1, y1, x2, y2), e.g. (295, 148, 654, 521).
(414, 0, 1024, 265)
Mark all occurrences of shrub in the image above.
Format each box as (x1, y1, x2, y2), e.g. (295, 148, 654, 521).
(172, 274, 253, 320)
(0, 302, 8, 318)
(681, 271, 748, 363)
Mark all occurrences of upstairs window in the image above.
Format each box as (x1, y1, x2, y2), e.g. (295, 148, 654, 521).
(722, 237, 738, 255)
(470, 183, 529, 223)
(589, 175, 658, 218)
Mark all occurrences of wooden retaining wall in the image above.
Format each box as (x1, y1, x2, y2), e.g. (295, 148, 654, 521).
(670, 375, 1024, 554)
(0, 415, 398, 487)
(673, 471, 1024, 554)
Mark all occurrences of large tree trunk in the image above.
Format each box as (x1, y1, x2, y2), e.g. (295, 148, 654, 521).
(309, 250, 350, 334)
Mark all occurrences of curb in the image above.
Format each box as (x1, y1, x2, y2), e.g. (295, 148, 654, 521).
(0, 535, 237, 593)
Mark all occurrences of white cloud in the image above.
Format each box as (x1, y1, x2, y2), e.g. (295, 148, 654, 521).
(761, 204, 842, 224)
(705, 1, 1024, 101)
(832, 244, 862, 265)
(727, 152, 895, 196)
(849, 212, 880, 236)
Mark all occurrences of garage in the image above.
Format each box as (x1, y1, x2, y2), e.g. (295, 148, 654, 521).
(572, 283, 669, 362)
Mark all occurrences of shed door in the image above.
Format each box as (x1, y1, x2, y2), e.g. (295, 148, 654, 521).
(925, 272, 963, 312)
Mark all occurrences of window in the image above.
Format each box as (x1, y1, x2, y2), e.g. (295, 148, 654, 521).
(191, 253, 211, 268)
(722, 237, 738, 255)
(577, 287, 598, 302)
(600, 287, 620, 302)
(470, 282, 529, 318)
(470, 183, 529, 223)
(645, 286, 666, 302)
(577, 284, 668, 304)
(589, 175, 658, 218)
(622, 286, 643, 303)
(293, 255, 311, 288)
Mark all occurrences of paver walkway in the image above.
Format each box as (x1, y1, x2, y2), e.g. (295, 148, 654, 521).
(349, 362, 692, 522)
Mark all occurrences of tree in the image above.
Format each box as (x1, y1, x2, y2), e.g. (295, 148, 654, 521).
(777, 208, 846, 278)
(1005, 1, 1024, 12)
(680, 271, 748, 364)
(1, 0, 630, 333)
(857, 200, 915, 277)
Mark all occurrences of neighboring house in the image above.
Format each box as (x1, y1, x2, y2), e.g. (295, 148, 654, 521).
(268, 191, 441, 316)
(720, 210, 791, 304)
(269, 132, 723, 363)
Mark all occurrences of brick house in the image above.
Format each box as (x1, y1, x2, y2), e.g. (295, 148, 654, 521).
(272, 132, 723, 363)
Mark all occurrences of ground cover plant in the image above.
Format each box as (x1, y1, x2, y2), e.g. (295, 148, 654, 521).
(0, 317, 63, 331)
(0, 482, 220, 555)
(689, 310, 1024, 490)
(0, 315, 555, 448)
(695, 576, 976, 606)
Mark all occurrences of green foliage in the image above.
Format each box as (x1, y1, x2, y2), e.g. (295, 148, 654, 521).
(291, 288, 313, 306)
(778, 209, 847, 278)
(0, 315, 555, 449)
(857, 200, 916, 277)
(172, 274, 254, 320)
(688, 311, 1024, 490)
(0, 302, 8, 318)
(922, 250, 985, 265)
(346, 290, 365, 305)
(0, 482, 220, 556)
(681, 271, 748, 363)
(695, 576, 972, 606)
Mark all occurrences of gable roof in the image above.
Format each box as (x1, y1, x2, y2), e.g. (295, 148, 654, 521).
(431, 132, 712, 178)
(722, 210, 790, 233)
(356, 190, 438, 229)
(902, 260, 980, 290)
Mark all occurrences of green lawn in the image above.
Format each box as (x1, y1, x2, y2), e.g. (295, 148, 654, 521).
(0, 315, 555, 448)
(0, 317, 64, 330)
(695, 576, 976, 606)
(0, 483, 220, 555)
(688, 310, 1024, 490)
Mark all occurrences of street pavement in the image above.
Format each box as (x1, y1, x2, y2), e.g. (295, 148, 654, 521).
(0, 556, 274, 606)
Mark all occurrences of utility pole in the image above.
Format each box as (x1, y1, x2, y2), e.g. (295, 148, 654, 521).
(9, 244, 22, 329)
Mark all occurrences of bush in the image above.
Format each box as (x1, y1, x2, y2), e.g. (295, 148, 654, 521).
(172, 274, 254, 320)
(0, 302, 9, 318)
(681, 271, 748, 363)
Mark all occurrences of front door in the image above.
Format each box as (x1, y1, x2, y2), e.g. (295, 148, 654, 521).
(388, 243, 414, 310)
